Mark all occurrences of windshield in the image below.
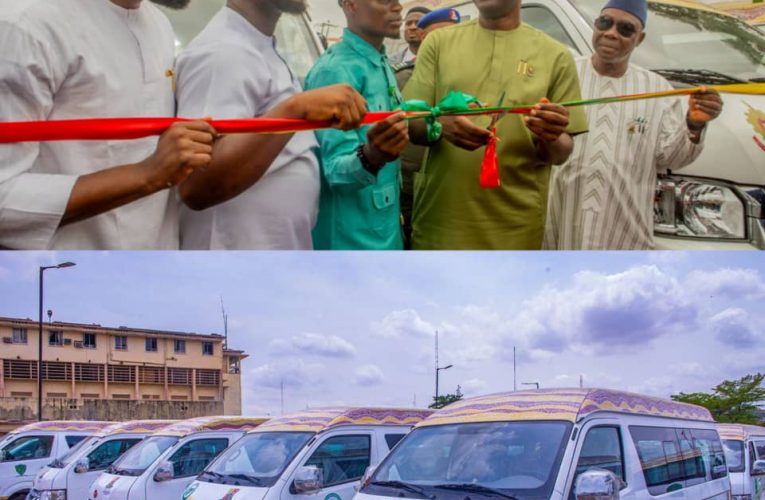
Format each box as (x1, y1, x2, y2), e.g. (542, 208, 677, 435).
(110, 436, 179, 476)
(51, 436, 99, 468)
(366, 421, 572, 499)
(722, 439, 745, 473)
(200, 432, 313, 488)
(572, 0, 765, 81)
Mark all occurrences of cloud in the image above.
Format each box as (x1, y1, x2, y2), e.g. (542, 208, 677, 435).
(461, 378, 488, 395)
(354, 365, 384, 386)
(251, 359, 324, 389)
(372, 309, 435, 338)
(508, 266, 697, 356)
(710, 308, 761, 349)
(686, 269, 765, 300)
(269, 333, 356, 358)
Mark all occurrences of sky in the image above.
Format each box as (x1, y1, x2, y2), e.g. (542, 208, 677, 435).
(0, 251, 763, 416)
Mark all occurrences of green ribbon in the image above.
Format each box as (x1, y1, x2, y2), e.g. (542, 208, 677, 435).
(398, 91, 483, 142)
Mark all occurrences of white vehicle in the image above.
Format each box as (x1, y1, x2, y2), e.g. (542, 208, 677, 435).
(27, 419, 176, 500)
(420, 0, 765, 249)
(356, 388, 730, 500)
(181, 407, 433, 500)
(718, 423, 765, 500)
(87, 416, 268, 500)
(0, 421, 111, 500)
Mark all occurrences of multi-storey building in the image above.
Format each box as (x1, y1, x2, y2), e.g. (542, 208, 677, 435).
(0, 316, 247, 423)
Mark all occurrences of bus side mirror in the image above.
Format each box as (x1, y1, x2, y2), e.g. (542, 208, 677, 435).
(292, 465, 323, 494)
(575, 469, 624, 500)
(752, 460, 765, 476)
(74, 457, 89, 473)
(153, 461, 174, 482)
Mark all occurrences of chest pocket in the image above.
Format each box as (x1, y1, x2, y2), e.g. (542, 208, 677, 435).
(373, 183, 397, 210)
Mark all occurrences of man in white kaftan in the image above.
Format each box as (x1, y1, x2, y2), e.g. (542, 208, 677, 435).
(544, 0, 723, 250)
(0, 0, 215, 250)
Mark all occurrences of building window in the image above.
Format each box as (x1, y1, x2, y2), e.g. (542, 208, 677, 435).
(202, 341, 213, 356)
(115, 336, 128, 351)
(10, 391, 33, 398)
(83, 333, 96, 349)
(81, 393, 100, 400)
(174, 339, 186, 354)
(11, 327, 27, 344)
(46, 392, 68, 399)
(171, 395, 189, 400)
(145, 338, 158, 352)
(49, 330, 64, 346)
(112, 394, 131, 400)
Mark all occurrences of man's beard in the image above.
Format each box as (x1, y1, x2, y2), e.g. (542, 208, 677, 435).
(150, 0, 191, 9)
(273, 0, 308, 15)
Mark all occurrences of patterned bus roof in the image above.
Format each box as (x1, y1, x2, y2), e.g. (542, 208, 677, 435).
(95, 420, 178, 437)
(252, 407, 434, 433)
(717, 423, 765, 441)
(417, 388, 713, 427)
(157, 416, 269, 437)
(10, 421, 113, 434)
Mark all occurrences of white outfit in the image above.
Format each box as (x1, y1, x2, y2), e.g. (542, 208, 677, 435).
(545, 57, 704, 250)
(175, 7, 320, 250)
(0, 0, 178, 249)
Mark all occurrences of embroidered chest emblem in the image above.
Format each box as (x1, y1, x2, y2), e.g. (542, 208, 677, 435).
(516, 60, 534, 77)
(627, 116, 648, 134)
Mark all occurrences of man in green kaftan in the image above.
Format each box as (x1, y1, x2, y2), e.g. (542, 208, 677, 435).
(403, 0, 588, 249)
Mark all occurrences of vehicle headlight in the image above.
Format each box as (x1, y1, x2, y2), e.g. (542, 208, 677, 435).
(38, 490, 67, 500)
(655, 177, 746, 238)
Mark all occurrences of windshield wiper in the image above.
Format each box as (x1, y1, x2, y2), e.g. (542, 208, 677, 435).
(652, 68, 745, 85)
(750, 77, 765, 83)
(433, 483, 520, 499)
(111, 467, 140, 477)
(368, 480, 434, 498)
(198, 470, 226, 483)
(223, 473, 264, 486)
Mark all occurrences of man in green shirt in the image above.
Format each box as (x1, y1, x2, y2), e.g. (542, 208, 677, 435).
(404, 0, 589, 249)
(306, 0, 409, 250)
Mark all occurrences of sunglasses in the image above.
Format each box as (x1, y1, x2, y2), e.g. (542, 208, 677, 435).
(594, 15, 638, 38)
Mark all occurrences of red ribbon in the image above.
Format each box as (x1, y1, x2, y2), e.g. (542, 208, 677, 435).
(0, 113, 398, 143)
(479, 127, 500, 189)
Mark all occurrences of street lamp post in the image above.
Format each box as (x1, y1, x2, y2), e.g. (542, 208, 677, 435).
(38, 262, 76, 421)
(435, 364, 453, 402)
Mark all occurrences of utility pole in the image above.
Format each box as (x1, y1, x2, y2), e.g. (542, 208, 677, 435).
(513, 346, 517, 391)
(220, 296, 228, 350)
(580, 374, 584, 389)
(280, 379, 284, 415)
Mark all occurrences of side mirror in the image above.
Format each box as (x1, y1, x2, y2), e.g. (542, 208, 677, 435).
(752, 460, 765, 476)
(0, 450, 6, 461)
(153, 461, 174, 482)
(292, 465, 323, 495)
(74, 457, 89, 474)
(575, 469, 624, 500)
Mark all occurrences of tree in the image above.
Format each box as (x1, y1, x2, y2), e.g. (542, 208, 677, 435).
(430, 385, 463, 409)
(672, 373, 765, 424)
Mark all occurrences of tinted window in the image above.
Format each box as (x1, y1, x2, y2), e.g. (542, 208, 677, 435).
(385, 433, 406, 450)
(88, 438, 142, 470)
(570, 426, 624, 499)
(1, 435, 54, 461)
(522, 5, 579, 51)
(630, 426, 726, 495)
(305, 435, 371, 486)
(112, 436, 179, 475)
(723, 439, 745, 472)
(66, 435, 87, 448)
(755, 440, 765, 460)
(167, 438, 229, 478)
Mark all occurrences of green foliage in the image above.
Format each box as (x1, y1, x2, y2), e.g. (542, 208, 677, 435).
(672, 373, 765, 424)
(430, 385, 463, 409)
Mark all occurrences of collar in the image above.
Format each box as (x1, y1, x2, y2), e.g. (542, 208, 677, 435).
(342, 28, 387, 67)
(225, 6, 275, 49)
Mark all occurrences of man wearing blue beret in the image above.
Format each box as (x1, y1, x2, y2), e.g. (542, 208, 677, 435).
(544, 0, 724, 249)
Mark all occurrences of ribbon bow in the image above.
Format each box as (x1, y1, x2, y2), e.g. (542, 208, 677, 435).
(398, 91, 484, 142)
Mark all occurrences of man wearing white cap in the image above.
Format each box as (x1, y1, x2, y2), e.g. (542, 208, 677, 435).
(544, 0, 724, 250)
